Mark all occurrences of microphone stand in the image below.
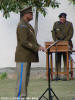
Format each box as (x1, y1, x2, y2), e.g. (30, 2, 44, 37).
(39, 40, 60, 100)
(55, 42, 59, 81)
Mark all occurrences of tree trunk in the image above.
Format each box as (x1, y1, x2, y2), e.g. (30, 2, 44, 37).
(34, 9, 38, 36)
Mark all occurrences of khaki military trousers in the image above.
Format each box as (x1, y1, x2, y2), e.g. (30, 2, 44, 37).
(55, 52, 67, 73)
(15, 62, 31, 98)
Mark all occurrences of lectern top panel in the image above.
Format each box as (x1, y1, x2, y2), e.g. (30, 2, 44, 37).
(45, 41, 69, 52)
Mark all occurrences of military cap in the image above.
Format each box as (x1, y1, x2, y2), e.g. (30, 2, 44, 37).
(20, 6, 32, 17)
(58, 13, 67, 18)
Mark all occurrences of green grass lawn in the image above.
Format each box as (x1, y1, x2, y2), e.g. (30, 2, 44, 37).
(0, 78, 75, 100)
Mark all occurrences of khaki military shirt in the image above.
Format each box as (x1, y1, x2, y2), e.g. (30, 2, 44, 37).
(15, 19, 40, 62)
(52, 21, 74, 41)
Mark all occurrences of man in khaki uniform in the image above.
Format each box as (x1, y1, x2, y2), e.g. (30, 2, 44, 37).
(52, 13, 74, 80)
(15, 6, 45, 99)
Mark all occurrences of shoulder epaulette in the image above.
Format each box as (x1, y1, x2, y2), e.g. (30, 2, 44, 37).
(20, 24, 27, 28)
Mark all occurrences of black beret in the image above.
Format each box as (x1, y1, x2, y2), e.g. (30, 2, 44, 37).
(59, 13, 67, 18)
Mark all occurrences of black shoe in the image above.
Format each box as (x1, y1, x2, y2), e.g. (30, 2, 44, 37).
(62, 78, 67, 81)
(52, 76, 60, 81)
(62, 76, 67, 81)
(21, 96, 26, 100)
(55, 77, 61, 81)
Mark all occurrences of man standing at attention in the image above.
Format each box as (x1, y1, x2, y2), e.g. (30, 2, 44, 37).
(15, 6, 45, 99)
(52, 13, 74, 80)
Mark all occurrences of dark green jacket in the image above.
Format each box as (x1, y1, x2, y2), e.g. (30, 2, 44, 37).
(52, 21, 74, 41)
(15, 19, 40, 62)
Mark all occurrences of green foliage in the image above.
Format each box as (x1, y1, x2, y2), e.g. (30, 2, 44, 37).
(68, 0, 75, 4)
(0, 72, 7, 80)
(0, 0, 59, 18)
(0, 0, 22, 18)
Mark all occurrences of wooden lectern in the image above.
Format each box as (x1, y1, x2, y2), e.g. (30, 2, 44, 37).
(45, 41, 73, 80)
